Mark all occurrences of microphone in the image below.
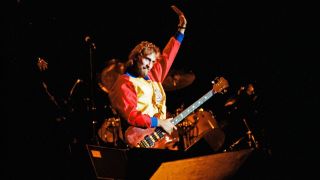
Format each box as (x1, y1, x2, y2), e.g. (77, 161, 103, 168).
(84, 36, 96, 50)
(69, 79, 83, 98)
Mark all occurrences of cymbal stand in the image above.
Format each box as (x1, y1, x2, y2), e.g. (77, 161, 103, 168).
(224, 118, 259, 152)
(243, 118, 259, 149)
(224, 136, 245, 152)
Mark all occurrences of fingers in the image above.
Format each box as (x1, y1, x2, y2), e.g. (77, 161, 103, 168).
(167, 118, 177, 131)
(171, 5, 187, 31)
(173, 125, 177, 130)
(171, 5, 184, 16)
(159, 118, 177, 134)
(37, 58, 48, 71)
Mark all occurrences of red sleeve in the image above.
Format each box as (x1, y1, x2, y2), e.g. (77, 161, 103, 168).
(149, 37, 181, 82)
(109, 75, 153, 128)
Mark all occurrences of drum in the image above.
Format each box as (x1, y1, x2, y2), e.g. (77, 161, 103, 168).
(182, 108, 225, 151)
(97, 117, 122, 145)
(98, 59, 125, 93)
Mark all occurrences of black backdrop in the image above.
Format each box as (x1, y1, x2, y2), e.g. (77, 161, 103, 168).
(6, 0, 318, 179)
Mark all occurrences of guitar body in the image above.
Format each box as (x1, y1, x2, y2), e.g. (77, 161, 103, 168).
(125, 126, 175, 149)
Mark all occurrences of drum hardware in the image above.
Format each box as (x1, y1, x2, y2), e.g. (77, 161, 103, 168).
(243, 118, 259, 149)
(223, 118, 259, 152)
(36, 55, 117, 149)
(83, 35, 102, 146)
(37, 59, 87, 124)
(68, 79, 83, 101)
(97, 117, 122, 147)
(222, 82, 261, 152)
(92, 120, 100, 146)
(177, 118, 199, 149)
(176, 108, 225, 151)
(176, 105, 198, 148)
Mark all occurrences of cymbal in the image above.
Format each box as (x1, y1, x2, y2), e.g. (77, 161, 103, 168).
(163, 70, 195, 91)
(98, 59, 125, 93)
(224, 98, 237, 107)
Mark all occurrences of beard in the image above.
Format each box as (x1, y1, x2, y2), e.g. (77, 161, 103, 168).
(137, 67, 149, 77)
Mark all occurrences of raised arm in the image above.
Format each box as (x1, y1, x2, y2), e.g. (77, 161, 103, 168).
(171, 5, 187, 34)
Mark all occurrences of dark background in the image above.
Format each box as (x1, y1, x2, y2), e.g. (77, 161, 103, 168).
(6, 0, 318, 179)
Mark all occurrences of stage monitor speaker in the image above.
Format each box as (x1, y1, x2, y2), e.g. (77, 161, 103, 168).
(184, 128, 226, 157)
(86, 144, 128, 179)
(150, 148, 253, 180)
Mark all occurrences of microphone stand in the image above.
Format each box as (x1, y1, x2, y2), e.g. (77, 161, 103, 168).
(87, 40, 100, 146)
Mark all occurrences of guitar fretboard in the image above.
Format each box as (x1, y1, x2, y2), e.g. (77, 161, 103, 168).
(171, 90, 214, 125)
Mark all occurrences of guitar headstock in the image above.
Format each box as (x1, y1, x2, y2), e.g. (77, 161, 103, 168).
(212, 77, 229, 94)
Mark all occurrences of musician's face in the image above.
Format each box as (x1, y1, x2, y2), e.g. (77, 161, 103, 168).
(136, 52, 157, 77)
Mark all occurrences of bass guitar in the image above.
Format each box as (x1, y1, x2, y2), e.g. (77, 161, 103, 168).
(125, 77, 229, 148)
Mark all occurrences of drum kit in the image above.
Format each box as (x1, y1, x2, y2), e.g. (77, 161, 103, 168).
(39, 55, 261, 152)
(36, 46, 261, 153)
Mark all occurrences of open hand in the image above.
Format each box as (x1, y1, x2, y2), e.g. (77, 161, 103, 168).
(171, 5, 187, 29)
(37, 57, 48, 71)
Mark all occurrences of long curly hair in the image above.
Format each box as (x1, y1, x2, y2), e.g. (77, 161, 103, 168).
(128, 41, 160, 63)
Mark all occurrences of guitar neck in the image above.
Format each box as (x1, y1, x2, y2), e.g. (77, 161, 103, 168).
(171, 90, 214, 125)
